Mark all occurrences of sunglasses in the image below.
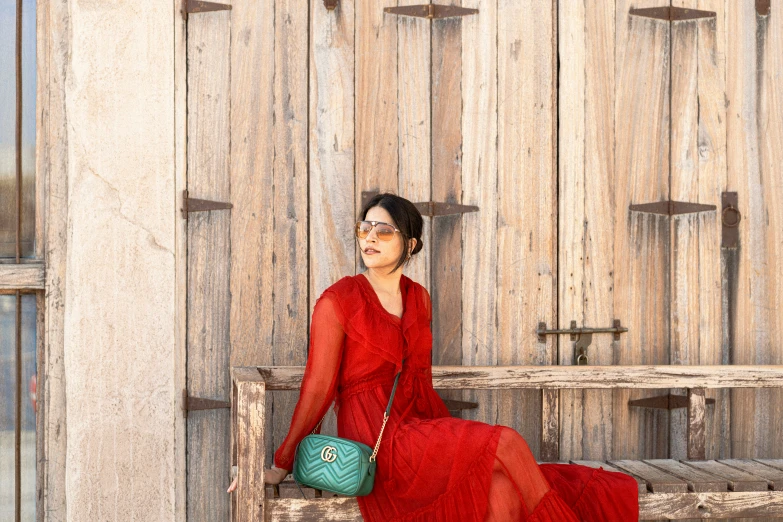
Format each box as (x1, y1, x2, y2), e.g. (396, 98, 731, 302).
(355, 220, 401, 241)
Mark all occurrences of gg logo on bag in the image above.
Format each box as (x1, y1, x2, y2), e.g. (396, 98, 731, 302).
(320, 445, 338, 463)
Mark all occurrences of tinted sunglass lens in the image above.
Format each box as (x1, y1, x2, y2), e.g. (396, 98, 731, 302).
(376, 226, 395, 240)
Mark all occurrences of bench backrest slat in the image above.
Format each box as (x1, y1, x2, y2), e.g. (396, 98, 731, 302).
(243, 365, 783, 390)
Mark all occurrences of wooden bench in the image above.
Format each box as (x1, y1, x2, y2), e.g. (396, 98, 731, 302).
(231, 365, 783, 521)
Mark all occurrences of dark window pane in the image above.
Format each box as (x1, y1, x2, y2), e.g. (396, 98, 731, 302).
(0, 294, 37, 520)
(0, 1, 16, 256)
(0, 0, 36, 258)
(20, 0, 35, 257)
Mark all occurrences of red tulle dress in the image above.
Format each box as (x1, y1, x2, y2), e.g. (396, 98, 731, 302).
(274, 273, 639, 521)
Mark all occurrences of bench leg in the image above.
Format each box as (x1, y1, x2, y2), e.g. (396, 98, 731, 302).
(687, 387, 706, 460)
(233, 379, 266, 521)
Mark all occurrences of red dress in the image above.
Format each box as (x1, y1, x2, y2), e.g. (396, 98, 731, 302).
(274, 273, 639, 521)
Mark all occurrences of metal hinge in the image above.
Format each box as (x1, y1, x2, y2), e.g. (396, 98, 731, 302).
(629, 200, 716, 216)
(182, 0, 232, 21)
(629, 6, 716, 21)
(361, 191, 479, 217)
(181, 189, 233, 218)
(629, 394, 716, 410)
(182, 389, 230, 417)
(384, 4, 479, 19)
(440, 397, 478, 411)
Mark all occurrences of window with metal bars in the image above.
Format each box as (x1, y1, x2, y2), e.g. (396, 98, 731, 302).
(1, 0, 38, 520)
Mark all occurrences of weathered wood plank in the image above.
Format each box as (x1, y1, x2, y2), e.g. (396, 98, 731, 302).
(262, 491, 783, 521)
(397, 0, 430, 289)
(460, 0, 498, 435)
(497, 0, 555, 455)
(309, 0, 355, 294)
(571, 460, 647, 495)
(683, 460, 769, 492)
(234, 380, 266, 522)
(638, 491, 783, 520)
(558, 0, 616, 463)
(430, 0, 464, 417)
(725, 0, 783, 462)
(689, 0, 729, 466)
(355, 0, 397, 238)
(266, 498, 362, 521)
(249, 365, 783, 390)
(668, 6, 706, 465)
(227, 0, 278, 474)
(609, 459, 689, 493)
(270, 0, 310, 474)
(613, 0, 672, 460)
(0, 263, 44, 289)
(718, 459, 783, 491)
(41, 0, 69, 517)
(754, 459, 783, 472)
(186, 6, 232, 520)
(557, 0, 587, 464)
(174, 3, 188, 518)
(643, 459, 727, 493)
(309, 0, 355, 439)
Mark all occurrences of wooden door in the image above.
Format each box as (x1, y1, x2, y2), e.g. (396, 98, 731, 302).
(558, 0, 783, 474)
(183, 1, 782, 520)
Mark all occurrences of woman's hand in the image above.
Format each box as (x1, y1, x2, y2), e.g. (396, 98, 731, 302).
(227, 466, 290, 493)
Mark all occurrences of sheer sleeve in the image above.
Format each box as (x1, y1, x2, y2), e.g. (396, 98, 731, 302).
(273, 291, 345, 471)
(422, 285, 432, 323)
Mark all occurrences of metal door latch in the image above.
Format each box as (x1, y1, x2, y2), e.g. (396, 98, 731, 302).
(537, 320, 628, 366)
(574, 331, 592, 366)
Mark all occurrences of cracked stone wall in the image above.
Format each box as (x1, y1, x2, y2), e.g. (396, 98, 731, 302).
(62, 1, 177, 519)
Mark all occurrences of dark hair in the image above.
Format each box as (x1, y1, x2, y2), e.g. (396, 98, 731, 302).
(358, 192, 423, 275)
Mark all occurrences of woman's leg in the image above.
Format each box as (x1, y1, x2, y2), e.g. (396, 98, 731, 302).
(484, 427, 552, 521)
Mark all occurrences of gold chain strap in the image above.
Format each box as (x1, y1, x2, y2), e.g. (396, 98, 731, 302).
(310, 365, 402, 460)
(311, 415, 325, 435)
(369, 412, 389, 462)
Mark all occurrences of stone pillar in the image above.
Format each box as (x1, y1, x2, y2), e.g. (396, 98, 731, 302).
(58, 1, 179, 519)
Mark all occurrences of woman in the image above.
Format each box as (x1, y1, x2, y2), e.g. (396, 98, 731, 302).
(228, 193, 639, 521)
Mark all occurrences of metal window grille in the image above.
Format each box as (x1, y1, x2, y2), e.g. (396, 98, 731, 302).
(1, 1, 38, 520)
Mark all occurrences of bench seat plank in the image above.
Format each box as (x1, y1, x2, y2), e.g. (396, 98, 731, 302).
(718, 460, 783, 491)
(266, 498, 362, 521)
(682, 460, 769, 492)
(638, 491, 783, 520)
(643, 459, 727, 492)
(754, 459, 783, 472)
(263, 489, 783, 521)
(570, 460, 647, 495)
(609, 460, 689, 493)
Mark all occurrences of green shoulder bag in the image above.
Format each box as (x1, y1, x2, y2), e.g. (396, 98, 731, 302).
(291, 365, 403, 497)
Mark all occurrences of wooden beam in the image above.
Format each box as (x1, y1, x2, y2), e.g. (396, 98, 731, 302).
(0, 263, 45, 290)
(246, 365, 783, 390)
